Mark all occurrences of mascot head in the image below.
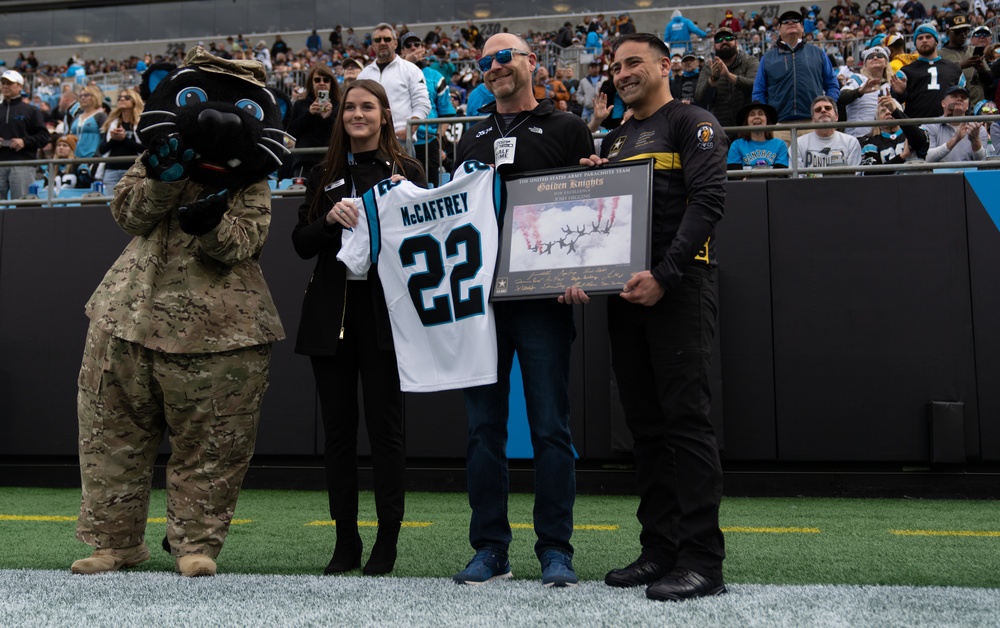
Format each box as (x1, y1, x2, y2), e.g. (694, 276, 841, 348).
(137, 46, 290, 189)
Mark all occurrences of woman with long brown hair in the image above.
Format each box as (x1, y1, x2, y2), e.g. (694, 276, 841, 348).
(98, 87, 144, 191)
(286, 64, 341, 177)
(291, 79, 424, 576)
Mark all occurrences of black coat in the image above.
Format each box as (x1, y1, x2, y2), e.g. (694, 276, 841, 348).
(285, 97, 337, 177)
(291, 153, 426, 356)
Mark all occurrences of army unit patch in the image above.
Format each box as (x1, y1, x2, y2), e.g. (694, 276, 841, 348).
(696, 123, 715, 150)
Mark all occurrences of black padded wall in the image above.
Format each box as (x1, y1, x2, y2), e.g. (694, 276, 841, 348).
(767, 174, 978, 461)
(716, 180, 776, 460)
(0, 206, 128, 455)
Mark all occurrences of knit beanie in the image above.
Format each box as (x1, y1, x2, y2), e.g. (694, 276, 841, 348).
(57, 134, 78, 153)
(913, 24, 940, 43)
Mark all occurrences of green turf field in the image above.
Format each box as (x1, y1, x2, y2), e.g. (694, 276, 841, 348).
(2, 487, 997, 588)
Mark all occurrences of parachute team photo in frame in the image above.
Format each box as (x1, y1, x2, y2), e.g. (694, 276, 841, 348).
(492, 159, 653, 300)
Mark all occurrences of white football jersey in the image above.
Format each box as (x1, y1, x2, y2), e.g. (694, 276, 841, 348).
(338, 160, 502, 392)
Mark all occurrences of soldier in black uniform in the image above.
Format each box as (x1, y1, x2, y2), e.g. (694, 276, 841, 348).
(573, 32, 728, 602)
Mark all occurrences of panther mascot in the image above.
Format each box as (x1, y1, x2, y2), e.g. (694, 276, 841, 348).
(71, 47, 291, 577)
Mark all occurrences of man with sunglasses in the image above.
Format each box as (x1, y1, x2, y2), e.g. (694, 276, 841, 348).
(357, 23, 430, 142)
(451, 32, 594, 588)
(695, 26, 759, 126)
(401, 31, 457, 187)
(752, 10, 840, 127)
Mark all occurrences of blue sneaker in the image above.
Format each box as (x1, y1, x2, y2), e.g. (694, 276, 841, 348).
(453, 549, 513, 585)
(540, 549, 578, 587)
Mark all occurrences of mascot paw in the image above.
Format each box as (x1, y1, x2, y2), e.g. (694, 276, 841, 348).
(142, 135, 195, 182)
(177, 189, 229, 235)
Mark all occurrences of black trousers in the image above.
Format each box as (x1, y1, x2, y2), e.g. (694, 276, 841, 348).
(607, 264, 725, 580)
(310, 281, 405, 527)
(413, 137, 441, 188)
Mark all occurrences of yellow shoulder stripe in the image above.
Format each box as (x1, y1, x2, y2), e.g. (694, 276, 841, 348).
(621, 152, 682, 169)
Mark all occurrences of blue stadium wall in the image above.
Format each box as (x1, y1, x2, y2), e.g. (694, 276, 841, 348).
(2, 172, 998, 466)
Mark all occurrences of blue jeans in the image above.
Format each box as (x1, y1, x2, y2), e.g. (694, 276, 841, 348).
(463, 299, 577, 559)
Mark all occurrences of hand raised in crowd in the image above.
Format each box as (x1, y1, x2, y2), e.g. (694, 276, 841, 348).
(709, 58, 733, 84)
(889, 72, 906, 96)
(960, 55, 984, 70)
(309, 99, 333, 119)
(858, 77, 883, 94)
(877, 94, 901, 113)
(592, 92, 611, 123)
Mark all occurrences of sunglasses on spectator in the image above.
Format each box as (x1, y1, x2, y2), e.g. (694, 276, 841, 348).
(313, 76, 331, 83)
(118, 95, 133, 101)
(404, 41, 423, 49)
(715, 34, 735, 42)
(781, 19, 802, 25)
(372, 36, 394, 43)
(478, 48, 530, 73)
(866, 52, 887, 60)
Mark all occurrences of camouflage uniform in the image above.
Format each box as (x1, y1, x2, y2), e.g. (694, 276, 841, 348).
(77, 164, 284, 559)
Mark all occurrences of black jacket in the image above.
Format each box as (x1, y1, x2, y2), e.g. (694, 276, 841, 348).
(286, 97, 337, 177)
(292, 152, 426, 355)
(0, 95, 50, 162)
(454, 99, 594, 177)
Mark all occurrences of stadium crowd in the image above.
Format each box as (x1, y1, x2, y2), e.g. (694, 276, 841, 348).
(3, 0, 1000, 198)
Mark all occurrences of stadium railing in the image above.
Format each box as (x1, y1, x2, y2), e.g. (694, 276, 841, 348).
(5, 113, 999, 208)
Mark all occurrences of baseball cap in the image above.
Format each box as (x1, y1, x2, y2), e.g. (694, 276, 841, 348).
(682, 53, 697, 61)
(945, 85, 970, 97)
(401, 31, 421, 45)
(341, 57, 363, 70)
(715, 26, 735, 41)
(946, 14, 971, 29)
(972, 25, 992, 38)
(1, 69, 24, 84)
(778, 10, 803, 23)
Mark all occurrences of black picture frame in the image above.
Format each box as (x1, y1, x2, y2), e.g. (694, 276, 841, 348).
(491, 159, 654, 301)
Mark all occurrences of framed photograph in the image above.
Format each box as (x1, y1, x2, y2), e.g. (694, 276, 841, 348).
(491, 159, 653, 301)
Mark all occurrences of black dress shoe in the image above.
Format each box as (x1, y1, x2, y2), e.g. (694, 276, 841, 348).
(645, 567, 726, 601)
(604, 558, 670, 588)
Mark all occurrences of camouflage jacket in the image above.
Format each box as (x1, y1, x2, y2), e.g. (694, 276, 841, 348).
(85, 161, 285, 353)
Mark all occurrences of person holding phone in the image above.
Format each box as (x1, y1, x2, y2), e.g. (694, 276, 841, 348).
(291, 79, 425, 577)
(286, 65, 341, 178)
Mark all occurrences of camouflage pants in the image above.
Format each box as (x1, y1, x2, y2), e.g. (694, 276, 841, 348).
(76, 323, 271, 559)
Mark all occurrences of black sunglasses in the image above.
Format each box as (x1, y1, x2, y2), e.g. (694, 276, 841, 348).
(715, 34, 735, 42)
(403, 40, 423, 49)
(478, 48, 530, 73)
(781, 19, 802, 25)
(372, 36, 394, 43)
(313, 76, 331, 82)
